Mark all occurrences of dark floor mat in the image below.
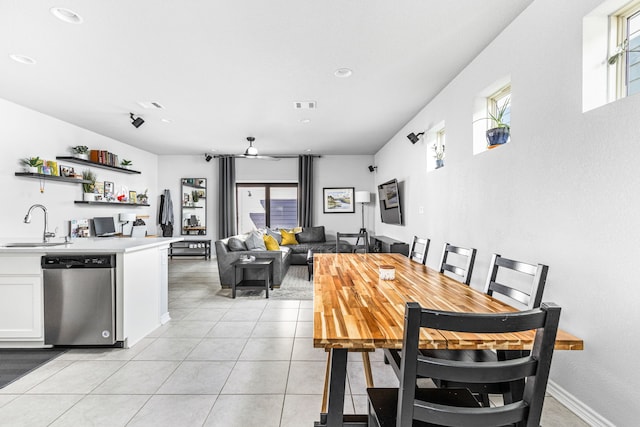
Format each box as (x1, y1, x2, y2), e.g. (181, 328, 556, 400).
(0, 349, 67, 389)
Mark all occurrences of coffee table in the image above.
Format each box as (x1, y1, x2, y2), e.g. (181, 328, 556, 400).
(231, 258, 274, 298)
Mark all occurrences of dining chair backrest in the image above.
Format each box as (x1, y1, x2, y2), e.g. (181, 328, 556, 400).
(408, 236, 430, 265)
(336, 231, 368, 254)
(439, 242, 477, 285)
(483, 253, 549, 310)
(396, 301, 561, 427)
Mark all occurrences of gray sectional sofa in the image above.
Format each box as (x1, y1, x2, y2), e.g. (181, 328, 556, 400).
(215, 226, 335, 288)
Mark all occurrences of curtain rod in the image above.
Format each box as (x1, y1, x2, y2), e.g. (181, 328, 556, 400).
(212, 154, 322, 159)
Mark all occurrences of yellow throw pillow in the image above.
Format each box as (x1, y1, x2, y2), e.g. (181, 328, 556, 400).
(280, 229, 299, 245)
(263, 234, 280, 251)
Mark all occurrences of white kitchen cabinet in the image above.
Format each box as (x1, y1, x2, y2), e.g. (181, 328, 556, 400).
(0, 255, 43, 341)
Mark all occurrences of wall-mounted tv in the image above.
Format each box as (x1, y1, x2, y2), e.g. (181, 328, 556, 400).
(378, 179, 402, 225)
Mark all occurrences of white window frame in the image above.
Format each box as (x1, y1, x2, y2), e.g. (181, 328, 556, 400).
(425, 120, 445, 172)
(608, 0, 640, 99)
(487, 85, 511, 129)
(472, 76, 511, 155)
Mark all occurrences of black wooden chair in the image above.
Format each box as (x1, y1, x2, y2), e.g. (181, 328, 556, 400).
(426, 253, 550, 406)
(439, 243, 477, 285)
(371, 302, 561, 427)
(408, 236, 430, 265)
(336, 231, 368, 254)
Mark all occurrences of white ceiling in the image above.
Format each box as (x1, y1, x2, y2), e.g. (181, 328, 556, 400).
(0, 0, 532, 156)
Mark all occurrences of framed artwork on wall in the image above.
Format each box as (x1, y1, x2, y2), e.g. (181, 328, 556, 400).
(323, 187, 355, 213)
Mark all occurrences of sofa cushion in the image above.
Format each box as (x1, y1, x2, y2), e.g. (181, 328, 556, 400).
(227, 237, 248, 252)
(245, 231, 267, 250)
(297, 226, 326, 243)
(263, 234, 280, 251)
(280, 229, 299, 245)
(266, 228, 283, 244)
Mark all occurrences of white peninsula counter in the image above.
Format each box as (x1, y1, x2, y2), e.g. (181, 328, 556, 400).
(0, 237, 182, 348)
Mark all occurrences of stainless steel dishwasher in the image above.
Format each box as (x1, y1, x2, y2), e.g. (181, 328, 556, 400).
(42, 254, 116, 346)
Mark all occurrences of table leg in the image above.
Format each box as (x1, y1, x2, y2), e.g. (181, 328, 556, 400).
(265, 264, 270, 299)
(362, 352, 374, 388)
(232, 266, 237, 298)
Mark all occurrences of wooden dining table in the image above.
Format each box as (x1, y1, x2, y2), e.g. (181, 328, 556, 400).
(312, 253, 583, 427)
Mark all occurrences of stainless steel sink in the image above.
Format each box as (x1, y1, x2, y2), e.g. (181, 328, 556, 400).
(4, 242, 70, 247)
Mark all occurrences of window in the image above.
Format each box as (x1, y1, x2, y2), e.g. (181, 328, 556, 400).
(488, 85, 511, 129)
(472, 77, 511, 154)
(236, 183, 298, 233)
(609, 1, 640, 98)
(425, 121, 445, 172)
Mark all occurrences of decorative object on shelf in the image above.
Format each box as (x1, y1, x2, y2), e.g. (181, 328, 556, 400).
(355, 191, 370, 233)
(192, 190, 199, 202)
(82, 170, 96, 200)
(104, 181, 114, 201)
(432, 143, 445, 169)
(129, 191, 137, 204)
(323, 187, 355, 213)
(59, 164, 76, 177)
(21, 156, 43, 173)
(478, 96, 510, 148)
(120, 159, 132, 169)
(137, 189, 148, 205)
(70, 218, 90, 238)
(71, 145, 89, 160)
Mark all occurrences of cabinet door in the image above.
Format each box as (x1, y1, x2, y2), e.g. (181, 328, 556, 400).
(0, 275, 43, 339)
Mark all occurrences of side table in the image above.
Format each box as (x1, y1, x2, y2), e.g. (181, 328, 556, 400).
(231, 258, 274, 298)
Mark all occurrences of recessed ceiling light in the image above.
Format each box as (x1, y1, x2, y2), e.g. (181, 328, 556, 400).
(305, 148, 313, 152)
(210, 148, 217, 152)
(334, 68, 353, 78)
(161, 118, 172, 123)
(9, 54, 36, 65)
(50, 7, 83, 24)
(300, 118, 311, 124)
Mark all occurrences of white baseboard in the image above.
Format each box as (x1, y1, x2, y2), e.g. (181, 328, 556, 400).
(547, 380, 614, 427)
(160, 312, 171, 325)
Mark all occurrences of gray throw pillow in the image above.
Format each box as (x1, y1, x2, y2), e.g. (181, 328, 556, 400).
(267, 228, 283, 244)
(296, 226, 326, 243)
(245, 231, 266, 251)
(227, 237, 247, 252)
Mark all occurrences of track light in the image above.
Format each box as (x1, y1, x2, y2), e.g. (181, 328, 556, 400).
(130, 113, 144, 128)
(368, 165, 377, 172)
(407, 132, 424, 144)
(204, 153, 213, 162)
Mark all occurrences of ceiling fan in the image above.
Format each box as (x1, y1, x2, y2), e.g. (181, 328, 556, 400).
(234, 137, 280, 161)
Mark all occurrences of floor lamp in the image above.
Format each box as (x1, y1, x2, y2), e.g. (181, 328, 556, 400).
(355, 191, 370, 234)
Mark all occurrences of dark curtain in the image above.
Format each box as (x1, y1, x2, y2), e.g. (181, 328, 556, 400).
(218, 156, 237, 238)
(298, 155, 314, 227)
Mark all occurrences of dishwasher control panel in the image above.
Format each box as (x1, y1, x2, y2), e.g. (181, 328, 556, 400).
(42, 255, 115, 269)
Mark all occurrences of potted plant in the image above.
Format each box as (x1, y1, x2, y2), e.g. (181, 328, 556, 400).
(82, 170, 97, 201)
(120, 159, 132, 169)
(482, 97, 510, 148)
(432, 144, 445, 169)
(21, 156, 44, 173)
(72, 145, 89, 160)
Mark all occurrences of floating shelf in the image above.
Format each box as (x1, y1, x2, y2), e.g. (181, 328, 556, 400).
(15, 172, 91, 184)
(74, 201, 150, 207)
(182, 206, 203, 209)
(56, 156, 142, 174)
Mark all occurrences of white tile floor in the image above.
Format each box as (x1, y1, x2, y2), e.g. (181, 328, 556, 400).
(0, 259, 589, 426)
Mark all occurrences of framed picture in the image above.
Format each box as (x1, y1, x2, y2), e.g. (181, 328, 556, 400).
(104, 181, 114, 200)
(129, 191, 137, 204)
(323, 187, 355, 213)
(59, 165, 75, 177)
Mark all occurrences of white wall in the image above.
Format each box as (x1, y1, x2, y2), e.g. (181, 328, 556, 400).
(0, 98, 159, 239)
(157, 155, 217, 239)
(375, 0, 638, 424)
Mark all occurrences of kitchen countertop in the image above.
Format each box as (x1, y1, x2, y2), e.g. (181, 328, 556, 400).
(0, 237, 184, 254)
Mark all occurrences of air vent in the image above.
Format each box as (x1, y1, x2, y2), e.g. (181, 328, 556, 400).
(293, 101, 317, 109)
(136, 101, 165, 109)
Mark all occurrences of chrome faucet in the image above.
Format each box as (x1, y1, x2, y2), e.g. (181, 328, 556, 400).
(24, 204, 56, 243)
